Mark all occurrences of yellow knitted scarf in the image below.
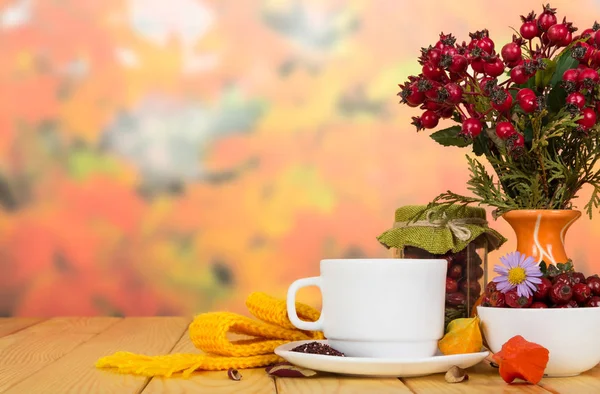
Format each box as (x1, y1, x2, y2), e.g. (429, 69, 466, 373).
(96, 292, 324, 377)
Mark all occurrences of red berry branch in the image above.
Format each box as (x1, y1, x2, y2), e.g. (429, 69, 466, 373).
(397, 4, 600, 218)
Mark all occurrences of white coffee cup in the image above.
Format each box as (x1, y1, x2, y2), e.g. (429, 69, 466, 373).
(287, 258, 447, 358)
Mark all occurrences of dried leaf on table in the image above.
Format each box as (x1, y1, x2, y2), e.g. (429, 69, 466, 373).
(492, 335, 549, 384)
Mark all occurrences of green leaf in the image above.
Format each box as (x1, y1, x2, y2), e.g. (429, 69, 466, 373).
(547, 85, 568, 114)
(539, 261, 548, 275)
(430, 126, 471, 147)
(549, 49, 579, 88)
(472, 133, 487, 156)
(535, 59, 557, 89)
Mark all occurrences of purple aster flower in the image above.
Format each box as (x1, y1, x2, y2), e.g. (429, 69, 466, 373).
(492, 251, 543, 298)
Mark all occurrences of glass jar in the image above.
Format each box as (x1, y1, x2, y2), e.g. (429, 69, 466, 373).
(377, 205, 505, 329)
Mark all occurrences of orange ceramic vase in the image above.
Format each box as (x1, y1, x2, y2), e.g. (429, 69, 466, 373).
(502, 210, 581, 264)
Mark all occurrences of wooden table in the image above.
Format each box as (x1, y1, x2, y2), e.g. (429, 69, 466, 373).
(0, 317, 599, 393)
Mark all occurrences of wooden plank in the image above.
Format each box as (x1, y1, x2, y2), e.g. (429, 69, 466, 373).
(0, 317, 119, 393)
(276, 375, 412, 394)
(0, 318, 45, 338)
(4, 317, 190, 394)
(142, 330, 277, 394)
(401, 360, 551, 393)
(538, 363, 600, 394)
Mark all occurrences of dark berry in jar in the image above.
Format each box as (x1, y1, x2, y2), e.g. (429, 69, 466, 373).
(446, 277, 459, 293)
(459, 279, 482, 296)
(446, 292, 467, 306)
(448, 264, 463, 280)
(467, 265, 484, 280)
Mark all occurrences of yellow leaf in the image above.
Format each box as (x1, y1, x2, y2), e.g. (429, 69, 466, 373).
(438, 317, 482, 355)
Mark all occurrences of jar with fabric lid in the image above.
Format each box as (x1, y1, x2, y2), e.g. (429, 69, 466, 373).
(377, 205, 506, 328)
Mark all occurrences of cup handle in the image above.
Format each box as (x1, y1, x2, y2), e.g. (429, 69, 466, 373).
(287, 277, 324, 331)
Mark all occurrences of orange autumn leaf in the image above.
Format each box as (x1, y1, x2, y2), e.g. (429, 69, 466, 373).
(492, 335, 549, 384)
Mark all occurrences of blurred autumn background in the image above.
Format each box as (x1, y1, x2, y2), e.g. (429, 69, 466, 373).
(2, 0, 600, 316)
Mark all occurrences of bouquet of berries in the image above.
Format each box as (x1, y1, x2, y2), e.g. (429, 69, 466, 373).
(482, 252, 600, 308)
(398, 4, 600, 218)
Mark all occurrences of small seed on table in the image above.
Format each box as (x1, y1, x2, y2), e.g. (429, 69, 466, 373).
(227, 368, 242, 381)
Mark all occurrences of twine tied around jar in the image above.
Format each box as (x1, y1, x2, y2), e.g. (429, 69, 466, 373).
(393, 211, 488, 242)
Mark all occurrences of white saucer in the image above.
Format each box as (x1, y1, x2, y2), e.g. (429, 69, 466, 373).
(274, 340, 489, 378)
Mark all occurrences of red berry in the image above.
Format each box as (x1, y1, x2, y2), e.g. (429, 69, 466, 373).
(509, 133, 525, 152)
(547, 23, 569, 43)
(446, 277, 459, 293)
(578, 68, 600, 87)
(446, 292, 466, 306)
(550, 283, 573, 305)
(471, 58, 486, 74)
(505, 289, 533, 308)
(399, 83, 426, 107)
(573, 283, 592, 303)
(443, 83, 463, 104)
(577, 108, 597, 129)
(581, 27, 597, 42)
(491, 89, 513, 112)
(422, 63, 445, 81)
(566, 92, 586, 109)
(533, 277, 553, 301)
(459, 279, 482, 296)
(477, 37, 495, 54)
(587, 275, 600, 295)
(587, 296, 600, 307)
(487, 291, 506, 308)
(562, 68, 580, 83)
(484, 57, 505, 77)
(485, 281, 498, 295)
(426, 48, 442, 65)
(516, 88, 536, 101)
(510, 65, 531, 84)
(558, 300, 579, 308)
(573, 42, 593, 63)
(530, 302, 548, 308)
(501, 42, 522, 63)
(441, 46, 458, 57)
(572, 272, 587, 284)
(595, 31, 600, 47)
(420, 110, 440, 129)
(496, 121, 516, 139)
(423, 100, 442, 111)
(519, 95, 538, 113)
(520, 21, 539, 39)
(448, 264, 463, 280)
(467, 265, 484, 280)
(538, 7, 557, 32)
(479, 77, 497, 95)
(559, 31, 573, 47)
(554, 273, 574, 286)
(449, 55, 468, 73)
(461, 118, 483, 138)
(439, 106, 455, 119)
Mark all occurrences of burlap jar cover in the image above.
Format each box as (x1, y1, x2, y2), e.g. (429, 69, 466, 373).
(377, 205, 506, 256)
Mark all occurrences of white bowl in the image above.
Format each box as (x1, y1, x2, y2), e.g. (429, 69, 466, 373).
(477, 306, 600, 377)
